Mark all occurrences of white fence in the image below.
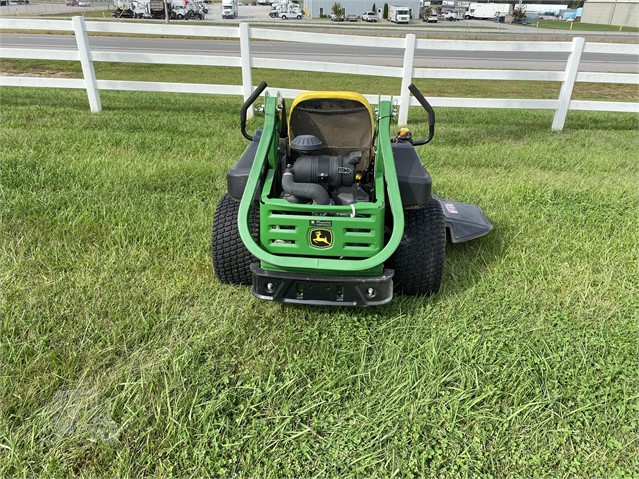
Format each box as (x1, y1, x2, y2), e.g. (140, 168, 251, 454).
(1, 17, 637, 130)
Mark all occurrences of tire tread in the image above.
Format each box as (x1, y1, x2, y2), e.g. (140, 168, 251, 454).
(386, 198, 446, 296)
(211, 195, 258, 285)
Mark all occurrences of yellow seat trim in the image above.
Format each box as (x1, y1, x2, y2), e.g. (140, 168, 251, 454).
(289, 91, 375, 137)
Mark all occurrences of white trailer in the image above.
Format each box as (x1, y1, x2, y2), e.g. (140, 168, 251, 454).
(221, 0, 237, 19)
(269, 0, 300, 17)
(464, 2, 511, 19)
(388, 5, 411, 23)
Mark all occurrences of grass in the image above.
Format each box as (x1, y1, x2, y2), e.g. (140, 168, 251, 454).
(531, 19, 639, 33)
(1, 85, 638, 477)
(1, 59, 638, 103)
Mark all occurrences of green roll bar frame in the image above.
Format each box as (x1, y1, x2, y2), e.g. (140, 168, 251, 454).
(237, 93, 404, 273)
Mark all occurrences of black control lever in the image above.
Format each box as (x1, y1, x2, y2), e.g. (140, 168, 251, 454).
(240, 81, 268, 141)
(408, 83, 435, 146)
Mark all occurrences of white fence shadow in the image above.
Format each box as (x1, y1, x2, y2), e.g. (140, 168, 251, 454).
(1, 17, 637, 130)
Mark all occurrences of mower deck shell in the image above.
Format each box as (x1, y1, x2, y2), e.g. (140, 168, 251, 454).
(433, 195, 494, 243)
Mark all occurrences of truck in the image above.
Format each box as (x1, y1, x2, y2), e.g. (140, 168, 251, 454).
(221, 0, 237, 19)
(112, 0, 135, 17)
(388, 5, 410, 23)
(131, 0, 147, 17)
(464, 2, 511, 20)
(269, 0, 300, 17)
(148, 0, 166, 19)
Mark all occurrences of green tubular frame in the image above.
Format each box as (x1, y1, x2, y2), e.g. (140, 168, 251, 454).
(259, 170, 385, 259)
(237, 94, 404, 273)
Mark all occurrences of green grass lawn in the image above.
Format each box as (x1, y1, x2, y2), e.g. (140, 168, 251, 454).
(2, 86, 637, 477)
(2, 59, 638, 103)
(531, 19, 639, 33)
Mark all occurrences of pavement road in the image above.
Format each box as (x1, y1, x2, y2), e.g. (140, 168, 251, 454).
(2, 33, 638, 72)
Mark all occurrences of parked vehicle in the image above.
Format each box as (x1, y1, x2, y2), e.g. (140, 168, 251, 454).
(182, 0, 205, 19)
(221, 0, 238, 19)
(422, 12, 439, 23)
(148, 0, 166, 19)
(388, 5, 410, 23)
(346, 13, 358, 21)
(171, 0, 188, 18)
(443, 11, 459, 20)
(464, 2, 511, 19)
(361, 11, 378, 21)
(131, 0, 146, 17)
(112, 0, 134, 17)
(66, 0, 79, 5)
(330, 13, 344, 21)
(279, 10, 303, 19)
(78, 0, 91, 6)
(269, 0, 300, 17)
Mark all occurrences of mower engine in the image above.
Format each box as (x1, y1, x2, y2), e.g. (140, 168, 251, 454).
(281, 134, 369, 205)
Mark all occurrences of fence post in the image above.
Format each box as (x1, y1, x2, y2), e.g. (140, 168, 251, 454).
(398, 33, 416, 127)
(552, 36, 585, 131)
(240, 22, 254, 120)
(72, 16, 101, 113)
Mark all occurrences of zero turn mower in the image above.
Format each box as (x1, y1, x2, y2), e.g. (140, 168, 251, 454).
(212, 82, 492, 306)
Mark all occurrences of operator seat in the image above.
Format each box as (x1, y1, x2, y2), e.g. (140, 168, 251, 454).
(288, 92, 375, 170)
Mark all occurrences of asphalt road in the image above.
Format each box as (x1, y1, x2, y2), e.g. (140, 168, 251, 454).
(3, 32, 638, 72)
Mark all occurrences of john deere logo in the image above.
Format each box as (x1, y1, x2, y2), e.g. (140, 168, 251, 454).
(309, 229, 332, 249)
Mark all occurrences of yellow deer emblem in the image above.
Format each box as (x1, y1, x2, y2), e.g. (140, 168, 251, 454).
(310, 229, 332, 248)
(313, 231, 330, 244)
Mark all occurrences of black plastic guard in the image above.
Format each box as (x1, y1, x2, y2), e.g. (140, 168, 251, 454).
(251, 264, 394, 307)
(227, 129, 262, 201)
(433, 195, 494, 243)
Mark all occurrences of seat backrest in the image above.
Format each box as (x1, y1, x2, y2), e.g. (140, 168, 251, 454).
(288, 92, 374, 170)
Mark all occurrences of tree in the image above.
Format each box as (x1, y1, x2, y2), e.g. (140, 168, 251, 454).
(331, 2, 345, 19)
(372, 3, 376, 13)
(512, 5, 527, 23)
(383, 3, 388, 19)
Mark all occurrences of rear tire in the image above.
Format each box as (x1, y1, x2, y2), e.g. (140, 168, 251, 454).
(386, 198, 445, 296)
(211, 194, 259, 285)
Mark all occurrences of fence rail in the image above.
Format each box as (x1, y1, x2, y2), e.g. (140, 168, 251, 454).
(1, 17, 637, 130)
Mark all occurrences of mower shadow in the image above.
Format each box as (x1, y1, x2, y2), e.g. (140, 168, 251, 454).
(285, 221, 507, 318)
(438, 225, 506, 295)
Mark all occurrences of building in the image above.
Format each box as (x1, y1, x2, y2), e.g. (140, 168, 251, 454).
(304, 0, 422, 19)
(581, 0, 639, 26)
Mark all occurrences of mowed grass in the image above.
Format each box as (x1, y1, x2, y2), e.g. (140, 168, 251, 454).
(532, 19, 639, 33)
(2, 59, 638, 102)
(1, 86, 638, 477)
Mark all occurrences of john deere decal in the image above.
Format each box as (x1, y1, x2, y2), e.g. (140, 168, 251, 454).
(309, 229, 333, 248)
